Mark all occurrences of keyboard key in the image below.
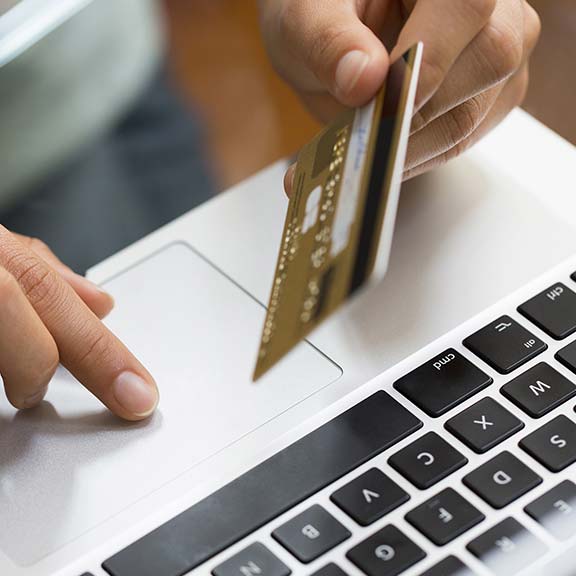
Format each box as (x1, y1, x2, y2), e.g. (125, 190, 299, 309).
(467, 517, 547, 576)
(272, 505, 350, 563)
(330, 468, 409, 526)
(464, 316, 547, 374)
(519, 283, 576, 340)
(310, 564, 348, 576)
(346, 525, 426, 576)
(463, 451, 542, 509)
(102, 392, 421, 576)
(389, 432, 467, 489)
(405, 488, 484, 546)
(212, 543, 291, 576)
(501, 363, 576, 418)
(445, 398, 524, 454)
(520, 415, 576, 472)
(394, 349, 492, 417)
(525, 480, 576, 541)
(556, 340, 576, 376)
(418, 556, 475, 576)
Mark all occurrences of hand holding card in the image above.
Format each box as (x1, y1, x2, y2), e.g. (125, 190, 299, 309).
(254, 44, 423, 381)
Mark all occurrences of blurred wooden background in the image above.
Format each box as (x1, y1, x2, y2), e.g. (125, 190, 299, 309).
(163, 0, 576, 190)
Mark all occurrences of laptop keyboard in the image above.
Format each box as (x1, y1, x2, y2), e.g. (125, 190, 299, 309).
(99, 268, 576, 576)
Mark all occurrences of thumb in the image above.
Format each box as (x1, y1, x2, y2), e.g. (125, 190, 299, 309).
(274, 1, 390, 107)
(283, 163, 297, 198)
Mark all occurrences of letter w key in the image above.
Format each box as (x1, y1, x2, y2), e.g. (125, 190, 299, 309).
(502, 363, 576, 418)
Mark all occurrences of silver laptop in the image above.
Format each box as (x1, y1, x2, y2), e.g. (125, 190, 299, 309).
(3, 3, 576, 576)
(0, 0, 93, 67)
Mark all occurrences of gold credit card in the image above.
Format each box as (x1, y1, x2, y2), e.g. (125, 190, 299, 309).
(254, 44, 423, 381)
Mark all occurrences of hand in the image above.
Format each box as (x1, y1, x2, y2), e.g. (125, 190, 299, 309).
(259, 0, 540, 183)
(0, 227, 158, 420)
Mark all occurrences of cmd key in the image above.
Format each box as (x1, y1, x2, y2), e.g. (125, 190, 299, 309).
(464, 316, 546, 374)
(394, 349, 492, 417)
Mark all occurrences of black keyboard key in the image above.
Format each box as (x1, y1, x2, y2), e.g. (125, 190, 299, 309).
(556, 340, 576, 376)
(501, 363, 576, 418)
(394, 349, 492, 417)
(525, 480, 576, 541)
(419, 556, 475, 576)
(519, 283, 576, 340)
(310, 564, 348, 576)
(346, 525, 426, 576)
(520, 415, 576, 472)
(464, 316, 546, 374)
(272, 505, 350, 563)
(463, 451, 542, 509)
(102, 392, 421, 576)
(445, 398, 524, 454)
(330, 468, 409, 526)
(405, 488, 484, 546)
(389, 432, 467, 489)
(212, 543, 291, 576)
(467, 517, 547, 576)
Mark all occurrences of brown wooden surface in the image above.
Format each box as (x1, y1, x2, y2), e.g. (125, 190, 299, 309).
(163, 0, 576, 190)
(523, 0, 576, 147)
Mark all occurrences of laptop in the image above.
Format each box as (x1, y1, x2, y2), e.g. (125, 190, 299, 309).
(0, 114, 574, 576)
(3, 5, 576, 576)
(0, 0, 93, 68)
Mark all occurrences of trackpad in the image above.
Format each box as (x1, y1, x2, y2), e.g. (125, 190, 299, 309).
(0, 243, 342, 565)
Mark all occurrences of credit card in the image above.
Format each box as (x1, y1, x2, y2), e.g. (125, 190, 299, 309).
(254, 43, 423, 381)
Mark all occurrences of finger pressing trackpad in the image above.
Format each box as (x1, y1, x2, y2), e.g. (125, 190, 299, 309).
(0, 242, 342, 566)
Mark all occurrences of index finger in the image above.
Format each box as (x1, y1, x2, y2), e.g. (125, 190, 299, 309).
(391, 0, 497, 110)
(0, 227, 159, 420)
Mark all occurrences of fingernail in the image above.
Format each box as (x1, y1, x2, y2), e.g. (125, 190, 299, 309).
(284, 164, 296, 197)
(335, 50, 370, 97)
(112, 372, 159, 417)
(74, 274, 115, 313)
(75, 274, 113, 298)
(97, 288, 115, 315)
(22, 387, 48, 409)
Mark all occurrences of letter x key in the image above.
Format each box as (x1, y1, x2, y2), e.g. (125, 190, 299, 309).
(474, 416, 494, 431)
(445, 398, 524, 453)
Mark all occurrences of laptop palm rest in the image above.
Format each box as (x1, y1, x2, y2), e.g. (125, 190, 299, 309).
(0, 242, 342, 566)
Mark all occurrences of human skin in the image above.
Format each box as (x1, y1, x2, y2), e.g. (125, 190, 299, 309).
(1, 1, 540, 419)
(0, 228, 158, 420)
(258, 0, 541, 184)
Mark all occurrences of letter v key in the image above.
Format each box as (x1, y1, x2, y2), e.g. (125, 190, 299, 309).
(363, 489, 380, 504)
